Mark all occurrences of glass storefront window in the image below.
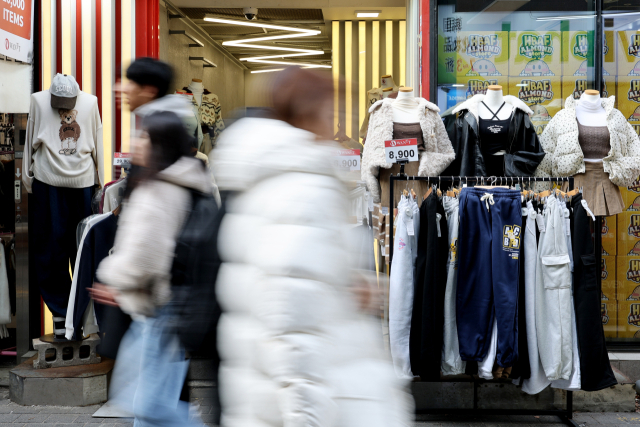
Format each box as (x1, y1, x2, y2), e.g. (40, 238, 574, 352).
(436, 1, 596, 138)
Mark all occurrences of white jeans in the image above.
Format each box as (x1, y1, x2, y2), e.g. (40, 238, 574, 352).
(441, 196, 466, 376)
(389, 196, 420, 379)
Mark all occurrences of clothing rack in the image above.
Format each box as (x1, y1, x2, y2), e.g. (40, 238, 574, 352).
(388, 174, 582, 427)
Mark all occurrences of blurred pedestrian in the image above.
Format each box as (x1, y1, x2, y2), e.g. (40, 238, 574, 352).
(90, 111, 212, 427)
(213, 67, 413, 427)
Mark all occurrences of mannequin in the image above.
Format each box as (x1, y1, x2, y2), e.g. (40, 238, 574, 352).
(382, 87, 394, 99)
(188, 78, 204, 106)
(479, 85, 514, 121)
(380, 74, 397, 90)
(392, 87, 421, 123)
(577, 89, 607, 129)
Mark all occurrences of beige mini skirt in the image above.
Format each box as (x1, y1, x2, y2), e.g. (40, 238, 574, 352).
(570, 161, 624, 216)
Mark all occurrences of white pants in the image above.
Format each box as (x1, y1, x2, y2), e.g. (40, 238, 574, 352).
(535, 197, 573, 381)
(389, 196, 420, 379)
(441, 196, 466, 376)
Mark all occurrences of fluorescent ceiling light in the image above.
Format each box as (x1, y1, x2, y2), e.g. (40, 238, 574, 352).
(516, 83, 529, 86)
(603, 11, 640, 17)
(536, 14, 595, 21)
(451, 84, 465, 87)
(356, 11, 380, 18)
(206, 15, 323, 67)
(251, 68, 285, 74)
(246, 58, 331, 68)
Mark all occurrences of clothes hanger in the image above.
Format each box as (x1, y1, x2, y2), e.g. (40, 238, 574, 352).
(333, 122, 350, 142)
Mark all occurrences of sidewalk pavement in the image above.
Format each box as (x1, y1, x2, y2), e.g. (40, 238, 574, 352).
(415, 412, 640, 426)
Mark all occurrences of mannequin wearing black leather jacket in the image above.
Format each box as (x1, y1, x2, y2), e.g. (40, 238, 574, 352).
(442, 94, 544, 177)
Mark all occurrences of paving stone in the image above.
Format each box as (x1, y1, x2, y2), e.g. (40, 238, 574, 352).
(588, 413, 633, 424)
(0, 424, 27, 427)
(45, 414, 79, 423)
(72, 415, 103, 423)
(0, 415, 20, 423)
(2, 407, 40, 414)
(14, 413, 50, 423)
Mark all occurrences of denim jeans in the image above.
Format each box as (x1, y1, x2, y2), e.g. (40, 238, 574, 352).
(109, 306, 203, 427)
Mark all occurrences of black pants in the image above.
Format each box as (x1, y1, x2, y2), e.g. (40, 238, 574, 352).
(31, 179, 93, 318)
(571, 193, 617, 391)
(511, 201, 530, 380)
(410, 193, 448, 380)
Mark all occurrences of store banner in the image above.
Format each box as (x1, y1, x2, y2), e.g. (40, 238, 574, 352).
(0, 0, 34, 63)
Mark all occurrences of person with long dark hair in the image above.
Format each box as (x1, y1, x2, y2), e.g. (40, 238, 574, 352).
(90, 111, 211, 427)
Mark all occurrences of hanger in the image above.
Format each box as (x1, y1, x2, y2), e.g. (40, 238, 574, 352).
(112, 204, 122, 216)
(333, 122, 350, 142)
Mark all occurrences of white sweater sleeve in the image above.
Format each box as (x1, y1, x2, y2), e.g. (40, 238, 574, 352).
(22, 95, 37, 193)
(92, 101, 105, 188)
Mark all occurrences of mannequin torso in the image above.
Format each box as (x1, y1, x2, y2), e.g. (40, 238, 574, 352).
(392, 88, 421, 123)
(478, 86, 513, 157)
(576, 90, 609, 162)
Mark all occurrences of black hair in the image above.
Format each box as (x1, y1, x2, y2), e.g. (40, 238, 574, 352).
(125, 58, 173, 98)
(123, 111, 195, 199)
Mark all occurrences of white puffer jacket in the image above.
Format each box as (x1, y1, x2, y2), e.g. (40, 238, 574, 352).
(361, 98, 455, 203)
(535, 95, 640, 186)
(213, 118, 412, 427)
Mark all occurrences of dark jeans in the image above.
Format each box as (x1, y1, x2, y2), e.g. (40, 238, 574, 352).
(31, 179, 93, 318)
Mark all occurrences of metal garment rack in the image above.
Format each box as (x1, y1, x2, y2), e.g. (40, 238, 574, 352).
(388, 173, 578, 427)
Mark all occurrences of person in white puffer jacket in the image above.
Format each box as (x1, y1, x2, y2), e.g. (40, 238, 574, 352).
(212, 67, 412, 427)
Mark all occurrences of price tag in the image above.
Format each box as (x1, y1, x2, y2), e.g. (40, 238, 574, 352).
(332, 149, 360, 171)
(113, 152, 132, 167)
(384, 138, 419, 164)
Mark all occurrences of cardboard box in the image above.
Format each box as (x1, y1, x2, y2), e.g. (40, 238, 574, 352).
(618, 77, 640, 138)
(619, 239, 640, 257)
(605, 30, 616, 77)
(510, 31, 562, 77)
(562, 31, 616, 77)
(602, 255, 616, 300)
(602, 301, 617, 338)
(616, 31, 640, 77)
(620, 185, 640, 211)
(509, 76, 562, 136)
(437, 31, 509, 81)
(562, 76, 616, 106)
(617, 211, 640, 242)
(602, 216, 617, 256)
(617, 301, 640, 338)
(616, 256, 640, 302)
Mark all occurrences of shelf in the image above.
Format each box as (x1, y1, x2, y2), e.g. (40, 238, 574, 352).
(168, 30, 204, 48)
(189, 57, 217, 68)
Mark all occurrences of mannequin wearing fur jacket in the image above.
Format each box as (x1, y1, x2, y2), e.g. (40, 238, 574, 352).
(361, 95, 455, 204)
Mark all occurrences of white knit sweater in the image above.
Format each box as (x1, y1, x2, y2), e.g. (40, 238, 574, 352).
(23, 90, 104, 192)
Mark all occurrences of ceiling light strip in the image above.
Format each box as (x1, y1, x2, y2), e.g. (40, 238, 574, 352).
(246, 59, 332, 68)
(241, 52, 322, 61)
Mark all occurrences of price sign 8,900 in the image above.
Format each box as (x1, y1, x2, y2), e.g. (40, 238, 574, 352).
(384, 138, 419, 164)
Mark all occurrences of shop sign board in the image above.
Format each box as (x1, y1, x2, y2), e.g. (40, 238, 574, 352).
(113, 152, 131, 167)
(384, 139, 419, 164)
(332, 149, 360, 171)
(0, 0, 33, 63)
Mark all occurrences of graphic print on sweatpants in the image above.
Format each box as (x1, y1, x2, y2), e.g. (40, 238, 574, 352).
(389, 195, 420, 379)
(58, 109, 81, 155)
(456, 187, 521, 368)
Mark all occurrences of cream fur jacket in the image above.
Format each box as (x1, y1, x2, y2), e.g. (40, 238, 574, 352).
(96, 156, 213, 317)
(361, 98, 455, 203)
(535, 95, 640, 186)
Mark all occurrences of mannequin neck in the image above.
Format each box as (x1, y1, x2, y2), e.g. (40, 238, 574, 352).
(392, 92, 421, 123)
(484, 89, 504, 109)
(396, 90, 414, 100)
(189, 81, 204, 91)
(578, 92, 603, 112)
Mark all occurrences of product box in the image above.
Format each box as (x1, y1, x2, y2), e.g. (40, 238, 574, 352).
(616, 31, 640, 77)
(438, 31, 510, 81)
(602, 216, 617, 256)
(617, 301, 640, 338)
(620, 183, 640, 211)
(617, 211, 640, 242)
(562, 31, 616, 77)
(602, 300, 617, 338)
(444, 76, 510, 106)
(605, 30, 616, 77)
(616, 256, 640, 302)
(618, 77, 640, 138)
(602, 255, 616, 300)
(561, 76, 616, 106)
(509, 76, 562, 136)
(510, 31, 562, 77)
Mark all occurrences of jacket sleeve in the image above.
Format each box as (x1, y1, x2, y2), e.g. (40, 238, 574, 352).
(608, 112, 640, 187)
(534, 117, 556, 180)
(92, 100, 105, 188)
(22, 95, 37, 194)
(418, 111, 456, 177)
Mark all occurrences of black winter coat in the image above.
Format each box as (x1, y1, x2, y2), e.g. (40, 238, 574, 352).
(443, 108, 544, 177)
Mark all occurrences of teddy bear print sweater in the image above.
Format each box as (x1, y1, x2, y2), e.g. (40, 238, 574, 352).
(23, 90, 104, 193)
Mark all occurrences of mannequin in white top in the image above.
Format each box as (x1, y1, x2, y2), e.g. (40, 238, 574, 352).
(479, 85, 513, 156)
(392, 87, 421, 123)
(188, 78, 204, 106)
(577, 89, 607, 162)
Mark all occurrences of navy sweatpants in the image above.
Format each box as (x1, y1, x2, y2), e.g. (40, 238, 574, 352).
(456, 187, 521, 367)
(31, 179, 93, 318)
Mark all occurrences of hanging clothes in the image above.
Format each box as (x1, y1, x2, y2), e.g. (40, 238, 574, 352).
(410, 192, 448, 380)
(441, 195, 465, 376)
(535, 196, 573, 381)
(510, 199, 530, 381)
(389, 195, 420, 379)
(570, 193, 617, 391)
(456, 187, 521, 368)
